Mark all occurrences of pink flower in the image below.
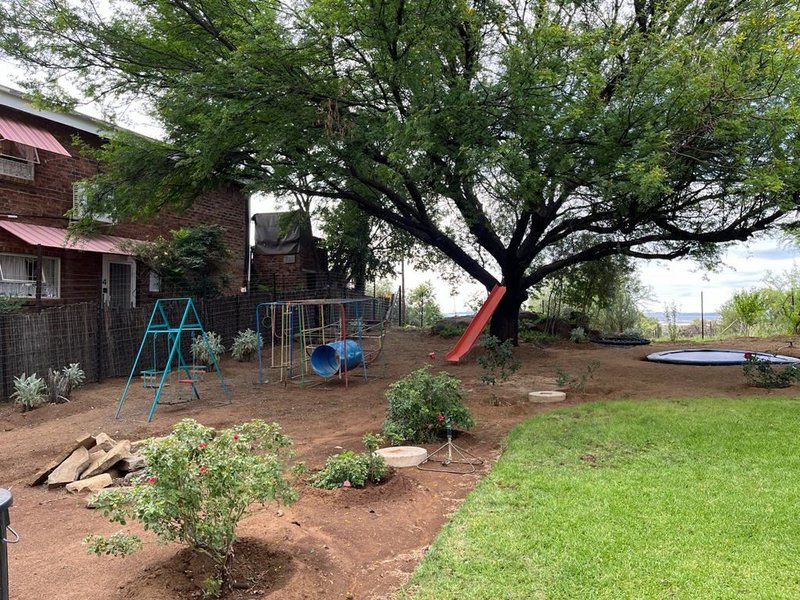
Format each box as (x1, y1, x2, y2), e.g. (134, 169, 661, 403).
(146, 476, 157, 484)
(428, 352, 436, 361)
(437, 414, 445, 422)
(342, 480, 351, 488)
(199, 465, 208, 474)
(233, 434, 239, 440)
(198, 442, 207, 449)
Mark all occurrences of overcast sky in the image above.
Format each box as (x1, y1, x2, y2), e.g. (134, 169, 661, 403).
(3, 65, 796, 315)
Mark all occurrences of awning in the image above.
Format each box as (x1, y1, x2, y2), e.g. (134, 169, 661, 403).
(0, 221, 139, 255)
(0, 114, 71, 157)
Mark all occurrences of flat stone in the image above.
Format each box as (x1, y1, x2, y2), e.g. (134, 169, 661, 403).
(81, 440, 131, 479)
(117, 454, 145, 472)
(375, 446, 428, 467)
(528, 390, 567, 403)
(92, 433, 117, 452)
(66, 473, 113, 494)
(46, 446, 91, 488)
(29, 434, 94, 486)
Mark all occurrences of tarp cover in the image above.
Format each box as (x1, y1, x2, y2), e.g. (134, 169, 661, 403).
(253, 212, 310, 256)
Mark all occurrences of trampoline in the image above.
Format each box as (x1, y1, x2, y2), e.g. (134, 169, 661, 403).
(646, 348, 800, 366)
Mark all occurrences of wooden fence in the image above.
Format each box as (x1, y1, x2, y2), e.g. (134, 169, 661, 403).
(0, 289, 397, 401)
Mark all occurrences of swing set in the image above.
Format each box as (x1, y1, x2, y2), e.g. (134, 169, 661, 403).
(116, 298, 231, 422)
(256, 297, 392, 387)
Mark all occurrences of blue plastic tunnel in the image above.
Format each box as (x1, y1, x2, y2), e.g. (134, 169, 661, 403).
(310, 340, 364, 377)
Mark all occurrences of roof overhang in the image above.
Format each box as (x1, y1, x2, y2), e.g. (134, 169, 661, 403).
(0, 221, 140, 255)
(0, 85, 110, 137)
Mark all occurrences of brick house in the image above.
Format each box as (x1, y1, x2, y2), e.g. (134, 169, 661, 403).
(251, 211, 331, 294)
(0, 85, 249, 308)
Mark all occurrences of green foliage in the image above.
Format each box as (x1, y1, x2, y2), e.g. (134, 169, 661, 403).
(406, 282, 443, 328)
(728, 290, 767, 336)
(403, 398, 800, 599)
(191, 332, 225, 366)
(664, 302, 681, 342)
(62, 363, 86, 388)
(383, 366, 474, 443)
(129, 225, 231, 297)
(84, 532, 143, 557)
(231, 329, 261, 362)
(11, 372, 47, 411)
(309, 434, 388, 489)
(0, 295, 23, 314)
(87, 419, 297, 596)
(431, 320, 467, 339)
(47, 362, 86, 404)
(554, 361, 601, 393)
(742, 354, 798, 389)
(477, 335, 520, 387)
(570, 327, 588, 343)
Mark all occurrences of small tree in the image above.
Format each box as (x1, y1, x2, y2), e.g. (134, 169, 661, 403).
(406, 282, 443, 328)
(730, 290, 766, 336)
(85, 419, 297, 597)
(664, 302, 681, 342)
(130, 225, 231, 298)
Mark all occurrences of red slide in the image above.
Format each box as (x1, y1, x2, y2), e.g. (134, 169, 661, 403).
(445, 284, 507, 363)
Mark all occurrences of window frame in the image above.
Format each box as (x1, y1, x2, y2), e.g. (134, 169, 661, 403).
(0, 252, 61, 299)
(72, 181, 114, 224)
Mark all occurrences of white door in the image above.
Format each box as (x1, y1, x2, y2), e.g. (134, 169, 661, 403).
(102, 254, 137, 308)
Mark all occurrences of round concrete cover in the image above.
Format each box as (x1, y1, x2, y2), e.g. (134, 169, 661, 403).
(646, 349, 800, 366)
(375, 446, 428, 467)
(528, 391, 567, 403)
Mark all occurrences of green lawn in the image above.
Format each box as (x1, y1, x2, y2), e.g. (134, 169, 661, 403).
(402, 398, 800, 599)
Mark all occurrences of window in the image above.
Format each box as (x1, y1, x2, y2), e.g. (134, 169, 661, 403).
(0, 140, 37, 181)
(72, 181, 113, 224)
(0, 253, 60, 299)
(149, 270, 161, 292)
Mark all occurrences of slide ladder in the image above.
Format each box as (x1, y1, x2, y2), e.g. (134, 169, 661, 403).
(445, 284, 506, 363)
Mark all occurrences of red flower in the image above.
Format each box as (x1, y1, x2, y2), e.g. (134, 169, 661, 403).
(199, 465, 208, 474)
(198, 442, 207, 449)
(146, 476, 157, 484)
(744, 352, 753, 359)
(233, 434, 239, 441)
(437, 414, 445, 422)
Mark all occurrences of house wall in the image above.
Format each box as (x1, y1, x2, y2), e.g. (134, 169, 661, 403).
(0, 104, 248, 305)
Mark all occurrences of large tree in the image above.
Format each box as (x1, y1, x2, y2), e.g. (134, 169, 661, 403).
(2, 0, 799, 341)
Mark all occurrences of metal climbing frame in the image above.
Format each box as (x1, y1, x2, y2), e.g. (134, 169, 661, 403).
(116, 298, 231, 422)
(255, 297, 391, 387)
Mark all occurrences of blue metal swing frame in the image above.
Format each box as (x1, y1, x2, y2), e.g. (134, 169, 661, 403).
(116, 298, 231, 422)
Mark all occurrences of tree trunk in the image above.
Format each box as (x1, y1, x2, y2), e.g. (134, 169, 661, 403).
(489, 285, 525, 345)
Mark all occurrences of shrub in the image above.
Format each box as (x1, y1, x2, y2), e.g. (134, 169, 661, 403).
(86, 419, 297, 597)
(191, 331, 225, 366)
(309, 433, 388, 489)
(433, 321, 467, 339)
(12, 373, 48, 411)
(231, 329, 261, 362)
(664, 302, 680, 341)
(382, 366, 474, 443)
(0, 295, 23, 314)
(47, 363, 87, 404)
(554, 360, 601, 393)
(477, 334, 521, 387)
(570, 327, 588, 343)
(742, 354, 798, 388)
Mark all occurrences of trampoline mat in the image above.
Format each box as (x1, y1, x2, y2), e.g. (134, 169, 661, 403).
(646, 348, 800, 366)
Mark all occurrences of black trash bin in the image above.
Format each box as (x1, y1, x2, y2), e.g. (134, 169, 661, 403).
(0, 488, 16, 600)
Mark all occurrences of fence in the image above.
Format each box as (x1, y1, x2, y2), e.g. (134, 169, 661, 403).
(0, 285, 399, 401)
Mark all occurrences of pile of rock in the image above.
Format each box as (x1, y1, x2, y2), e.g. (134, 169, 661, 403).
(29, 433, 146, 493)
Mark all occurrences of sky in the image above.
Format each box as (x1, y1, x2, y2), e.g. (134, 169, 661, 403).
(3, 64, 797, 315)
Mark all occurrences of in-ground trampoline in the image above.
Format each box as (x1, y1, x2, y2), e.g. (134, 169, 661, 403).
(646, 348, 800, 366)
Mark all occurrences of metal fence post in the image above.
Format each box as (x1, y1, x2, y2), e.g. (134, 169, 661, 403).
(1, 488, 18, 600)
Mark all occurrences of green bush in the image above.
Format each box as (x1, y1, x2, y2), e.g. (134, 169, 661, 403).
(382, 366, 474, 443)
(742, 354, 798, 388)
(477, 334, 520, 386)
(12, 372, 48, 411)
(86, 419, 297, 598)
(231, 329, 261, 362)
(309, 433, 388, 489)
(191, 331, 225, 366)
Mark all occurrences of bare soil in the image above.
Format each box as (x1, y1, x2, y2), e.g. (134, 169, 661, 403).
(2, 330, 799, 599)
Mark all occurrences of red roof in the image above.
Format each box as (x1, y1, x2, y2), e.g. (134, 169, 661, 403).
(0, 114, 71, 156)
(0, 221, 139, 255)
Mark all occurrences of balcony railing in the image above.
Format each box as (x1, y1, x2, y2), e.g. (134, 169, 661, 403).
(0, 281, 58, 299)
(0, 157, 34, 181)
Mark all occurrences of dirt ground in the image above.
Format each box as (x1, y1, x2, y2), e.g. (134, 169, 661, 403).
(2, 329, 800, 600)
